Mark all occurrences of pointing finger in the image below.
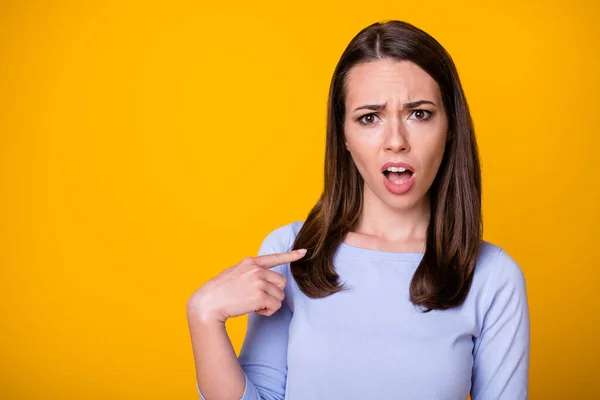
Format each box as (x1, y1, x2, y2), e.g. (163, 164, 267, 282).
(253, 248, 307, 269)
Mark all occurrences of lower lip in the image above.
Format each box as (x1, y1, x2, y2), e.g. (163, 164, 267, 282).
(382, 172, 415, 194)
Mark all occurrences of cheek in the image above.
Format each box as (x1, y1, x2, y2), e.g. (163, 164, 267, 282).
(347, 147, 371, 177)
(344, 128, 380, 173)
(420, 136, 447, 180)
(346, 147, 380, 187)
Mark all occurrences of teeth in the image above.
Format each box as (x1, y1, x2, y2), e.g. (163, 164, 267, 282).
(386, 166, 407, 172)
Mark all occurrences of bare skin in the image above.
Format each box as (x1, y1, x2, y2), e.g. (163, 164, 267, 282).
(342, 58, 449, 253)
(187, 249, 307, 400)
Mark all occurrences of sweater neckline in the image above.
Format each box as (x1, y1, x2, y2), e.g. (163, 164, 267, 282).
(336, 241, 424, 262)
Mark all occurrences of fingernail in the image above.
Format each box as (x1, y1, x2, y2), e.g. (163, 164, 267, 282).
(297, 248, 307, 254)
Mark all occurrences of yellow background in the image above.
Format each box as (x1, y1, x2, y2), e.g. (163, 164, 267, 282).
(1, 0, 598, 398)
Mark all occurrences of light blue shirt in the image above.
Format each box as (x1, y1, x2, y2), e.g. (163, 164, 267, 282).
(198, 221, 530, 399)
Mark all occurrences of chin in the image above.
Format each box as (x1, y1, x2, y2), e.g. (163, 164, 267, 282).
(375, 190, 417, 209)
(388, 197, 422, 211)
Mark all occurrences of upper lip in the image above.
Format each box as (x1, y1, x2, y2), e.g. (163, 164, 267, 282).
(381, 161, 415, 173)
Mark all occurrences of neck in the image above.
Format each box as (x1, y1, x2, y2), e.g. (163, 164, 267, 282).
(354, 187, 431, 243)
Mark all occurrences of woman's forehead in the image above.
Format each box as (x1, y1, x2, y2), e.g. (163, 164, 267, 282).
(344, 59, 441, 107)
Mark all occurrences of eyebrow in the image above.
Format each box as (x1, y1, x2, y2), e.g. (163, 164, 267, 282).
(353, 100, 436, 112)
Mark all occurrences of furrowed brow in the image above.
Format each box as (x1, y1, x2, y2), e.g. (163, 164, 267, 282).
(353, 100, 436, 113)
(353, 103, 386, 112)
(402, 100, 436, 109)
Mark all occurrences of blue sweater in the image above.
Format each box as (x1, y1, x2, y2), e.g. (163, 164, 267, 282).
(198, 221, 530, 399)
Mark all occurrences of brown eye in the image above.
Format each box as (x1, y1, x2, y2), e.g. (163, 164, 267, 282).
(409, 110, 433, 122)
(358, 113, 380, 125)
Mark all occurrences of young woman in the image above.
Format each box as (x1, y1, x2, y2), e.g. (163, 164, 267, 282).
(187, 20, 530, 400)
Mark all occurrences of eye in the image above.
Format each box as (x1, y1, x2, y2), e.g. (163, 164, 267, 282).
(357, 113, 381, 125)
(409, 109, 433, 122)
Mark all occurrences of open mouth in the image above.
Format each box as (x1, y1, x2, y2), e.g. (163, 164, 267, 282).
(383, 168, 414, 185)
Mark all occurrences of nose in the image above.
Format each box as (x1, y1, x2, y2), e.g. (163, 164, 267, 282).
(384, 117, 410, 153)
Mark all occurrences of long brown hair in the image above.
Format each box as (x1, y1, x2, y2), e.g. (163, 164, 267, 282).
(290, 20, 482, 311)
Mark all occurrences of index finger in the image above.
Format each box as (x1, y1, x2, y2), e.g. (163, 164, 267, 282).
(253, 248, 307, 269)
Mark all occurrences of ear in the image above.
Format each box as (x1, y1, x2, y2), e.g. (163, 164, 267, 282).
(446, 129, 453, 143)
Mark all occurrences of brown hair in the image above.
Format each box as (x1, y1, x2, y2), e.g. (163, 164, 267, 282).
(290, 20, 482, 311)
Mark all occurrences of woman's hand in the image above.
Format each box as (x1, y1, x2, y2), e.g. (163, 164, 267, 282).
(187, 248, 307, 325)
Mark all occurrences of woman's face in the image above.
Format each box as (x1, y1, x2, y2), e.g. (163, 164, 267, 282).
(343, 58, 448, 211)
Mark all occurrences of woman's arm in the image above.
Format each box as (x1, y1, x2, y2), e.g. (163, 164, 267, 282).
(190, 223, 296, 400)
(471, 248, 531, 399)
(187, 308, 247, 400)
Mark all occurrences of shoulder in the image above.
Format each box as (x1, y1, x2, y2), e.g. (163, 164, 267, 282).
(257, 220, 305, 256)
(471, 241, 529, 314)
(475, 241, 527, 289)
(257, 221, 305, 299)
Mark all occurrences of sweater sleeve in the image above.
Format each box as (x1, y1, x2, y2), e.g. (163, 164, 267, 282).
(471, 248, 531, 399)
(197, 223, 295, 400)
